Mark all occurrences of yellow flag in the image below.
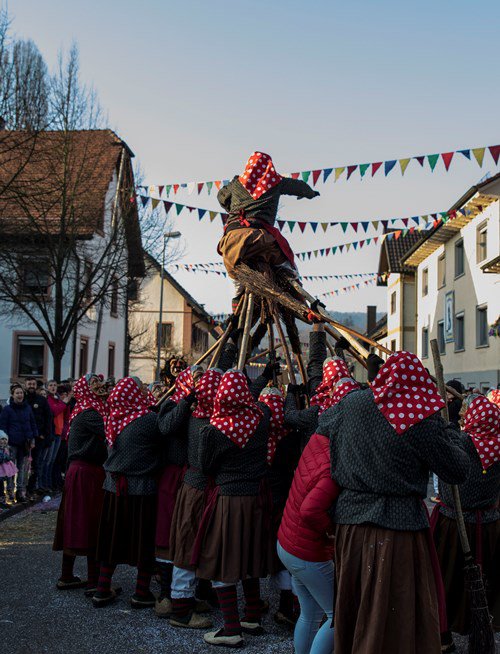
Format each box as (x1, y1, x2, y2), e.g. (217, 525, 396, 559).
(472, 148, 485, 167)
(321, 223, 328, 233)
(151, 198, 160, 209)
(209, 211, 217, 222)
(334, 167, 345, 181)
(399, 158, 411, 175)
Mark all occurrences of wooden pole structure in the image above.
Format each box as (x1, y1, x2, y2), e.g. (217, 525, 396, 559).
(273, 311, 297, 384)
(247, 342, 283, 364)
(208, 296, 244, 369)
(324, 325, 368, 369)
(237, 292, 255, 370)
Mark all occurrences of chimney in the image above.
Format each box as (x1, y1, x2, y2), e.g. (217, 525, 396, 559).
(366, 305, 377, 334)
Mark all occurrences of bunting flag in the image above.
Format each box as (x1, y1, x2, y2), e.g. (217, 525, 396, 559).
(319, 276, 380, 298)
(139, 194, 468, 235)
(171, 263, 379, 281)
(143, 143, 500, 193)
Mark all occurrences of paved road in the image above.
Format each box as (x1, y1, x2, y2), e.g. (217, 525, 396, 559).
(0, 501, 498, 654)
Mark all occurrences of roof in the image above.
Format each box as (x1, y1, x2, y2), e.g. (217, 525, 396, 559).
(0, 129, 144, 277)
(145, 251, 219, 333)
(377, 229, 428, 280)
(366, 313, 387, 340)
(403, 172, 500, 267)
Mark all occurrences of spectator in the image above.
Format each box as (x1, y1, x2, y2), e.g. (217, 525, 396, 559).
(0, 430, 17, 508)
(0, 385, 38, 502)
(25, 377, 53, 496)
(44, 380, 68, 491)
(56, 384, 73, 483)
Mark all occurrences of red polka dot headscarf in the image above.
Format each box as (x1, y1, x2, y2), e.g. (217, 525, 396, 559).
(371, 351, 445, 435)
(487, 389, 500, 408)
(170, 366, 203, 404)
(311, 357, 352, 415)
(463, 395, 500, 471)
(192, 369, 222, 419)
(259, 387, 290, 465)
(69, 374, 107, 424)
(330, 377, 361, 407)
(239, 152, 282, 200)
(106, 376, 151, 447)
(210, 370, 263, 448)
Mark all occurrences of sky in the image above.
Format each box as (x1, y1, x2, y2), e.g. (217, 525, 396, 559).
(6, 0, 500, 316)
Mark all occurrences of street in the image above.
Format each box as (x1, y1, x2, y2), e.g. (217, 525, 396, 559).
(1, 500, 497, 654)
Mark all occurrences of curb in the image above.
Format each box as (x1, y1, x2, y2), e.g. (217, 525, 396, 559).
(0, 493, 60, 523)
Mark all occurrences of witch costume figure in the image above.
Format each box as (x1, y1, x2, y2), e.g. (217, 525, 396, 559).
(217, 151, 319, 310)
(318, 351, 471, 654)
(53, 374, 108, 595)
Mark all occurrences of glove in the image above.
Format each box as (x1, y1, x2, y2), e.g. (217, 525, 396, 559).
(367, 353, 384, 382)
(287, 383, 306, 395)
(335, 336, 350, 351)
(263, 359, 281, 380)
(310, 299, 326, 312)
(229, 327, 243, 345)
(185, 390, 197, 407)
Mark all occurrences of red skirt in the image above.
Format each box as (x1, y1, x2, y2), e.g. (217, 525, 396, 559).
(53, 460, 105, 556)
(155, 463, 186, 560)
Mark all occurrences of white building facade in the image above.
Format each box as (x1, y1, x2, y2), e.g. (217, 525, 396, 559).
(405, 175, 500, 391)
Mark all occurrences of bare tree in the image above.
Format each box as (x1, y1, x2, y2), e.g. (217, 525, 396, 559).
(0, 46, 142, 380)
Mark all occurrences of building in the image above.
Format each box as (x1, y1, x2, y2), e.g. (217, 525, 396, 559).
(128, 252, 219, 383)
(0, 129, 144, 399)
(377, 230, 426, 353)
(403, 174, 500, 391)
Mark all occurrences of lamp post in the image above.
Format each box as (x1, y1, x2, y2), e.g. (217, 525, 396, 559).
(156, 231, 182, 381)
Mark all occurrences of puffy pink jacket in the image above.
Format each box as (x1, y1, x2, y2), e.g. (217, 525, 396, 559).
(278, 433, 340, 562)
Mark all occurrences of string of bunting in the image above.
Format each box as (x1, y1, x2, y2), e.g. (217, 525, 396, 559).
(171, 262, 378, 281)
(142, 143, 500, 194)
(138, 194, 471, 235)
(318, 276, 382, 298)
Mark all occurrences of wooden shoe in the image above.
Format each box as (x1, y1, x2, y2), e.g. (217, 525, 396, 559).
(154, 597, 172, 618)
(130, 591, 156, 608)
(92, 589, 118, 608)
(169, 613, 213, 629)
(56, 576, 87, 590)
(240, 621, 265, 635)
(203, 629, 244, 648)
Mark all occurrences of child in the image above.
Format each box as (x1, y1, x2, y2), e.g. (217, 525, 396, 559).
(0, 430, 17, 508)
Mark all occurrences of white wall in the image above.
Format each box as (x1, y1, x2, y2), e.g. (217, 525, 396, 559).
(416, 200, 500, 390)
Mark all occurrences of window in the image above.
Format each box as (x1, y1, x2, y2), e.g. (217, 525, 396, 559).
(16, 335, 45, 377)
(476, 305, 489, 347)
(158, 323, 173, 349)
(476, 222, 487, 263)
(192, 325, 208, 353)
(83, 261, 93, 302)
(19, 258, 50, 296)
(390, 339, 396, 352)
(390, 292, 396, 315)
(107, 343, 115, 377)
(455, 313, 465, 352)
(422, 327, 429, 358)
(455, 239, 464, 278)
(110, 278, 119, 316)
(437, 320, 445, 355)
(422, 268, 428, 296)
(437, 253, 446, 288)
(79, 338, 89, 377)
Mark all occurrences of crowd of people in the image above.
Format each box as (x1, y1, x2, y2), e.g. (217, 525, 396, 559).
(10, 323, 493, 653)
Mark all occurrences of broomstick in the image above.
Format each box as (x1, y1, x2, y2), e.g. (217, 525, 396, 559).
(431, 339, 496, 654)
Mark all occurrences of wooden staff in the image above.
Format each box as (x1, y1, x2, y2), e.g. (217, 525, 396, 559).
(208, 296, 244, 369)
(237, 292, 255, 370)
(324, 325, 368, 370)
(247, 342, 283, 363)
(295, 351, 308, 386)
(272, 310, 297, 384)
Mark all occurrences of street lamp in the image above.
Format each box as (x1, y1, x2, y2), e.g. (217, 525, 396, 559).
(156, 231, 182, 381)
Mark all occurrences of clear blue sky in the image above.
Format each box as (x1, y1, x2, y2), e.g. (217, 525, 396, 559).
(8, 0, 500, 315)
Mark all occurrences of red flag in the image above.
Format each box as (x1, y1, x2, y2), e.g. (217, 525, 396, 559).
(291, 172, 300, 179)
(489, 145, 500, 165)
(312, 169, 322, 185)
(197, 183, 204, 194)
(298, 222, 307, 233)
(441, 152, 454, 171)
(158, 185, 164, 197)
(351, 222, 359, 233)
(372, 162, 383, 176)
(173, 184, 180, 194)
(347, 165, 358, 180)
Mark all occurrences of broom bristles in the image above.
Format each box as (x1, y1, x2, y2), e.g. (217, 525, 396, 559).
(465, 563, 496, 654)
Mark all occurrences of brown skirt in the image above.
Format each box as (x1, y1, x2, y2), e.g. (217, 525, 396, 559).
(53, 460, 104, 556)
(433, 513, 500, 633)
(334, 523, 441, 654)
(218, 228, 288, 279)
(195, 492, 272, 584)
(96, 490, 157, 569)
(170, 483, 207, 570)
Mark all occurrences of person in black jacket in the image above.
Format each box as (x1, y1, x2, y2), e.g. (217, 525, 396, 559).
(25, 377, 53, 496)
(53, 374, 108, 593)
(217, 151, 319, 309)
(194, 369, 271, 648)
(93, 376, 195, 609)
